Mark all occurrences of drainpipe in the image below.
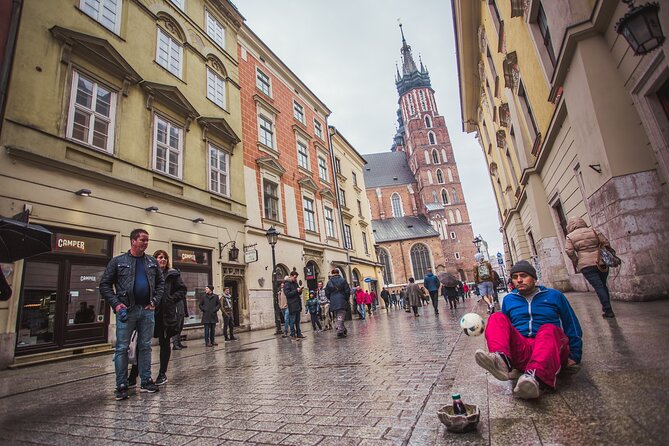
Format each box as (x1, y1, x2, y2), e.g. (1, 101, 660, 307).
(0, 0, 23, 133)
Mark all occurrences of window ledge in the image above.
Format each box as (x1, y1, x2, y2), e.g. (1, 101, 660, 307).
(258, 142, 279, 158)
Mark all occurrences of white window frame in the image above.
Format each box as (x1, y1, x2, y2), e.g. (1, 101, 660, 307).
(156, 28, 182, 78)
(314, 119, 323, 139)
(324, 206, 335, 238)
(263, 179, 280, 221)
(206, 67, 226, 109)
(293, 101, 305, 124)
(205, 10, 225, 49)
(256, 68, 271, 96)
(391, 193, 404, 217)
(343, 224, 353, 249)
(297, 140, 309, 170)
(80, 0, 122, 34)
(303, 197, 316, 232)
(362, 231, 369, 254)
(455, 252, 461, 260)
(436, 169, 444, 184)
(170, 0, 185, 11)
(208, 143, 230, 197)
(259, 114, 274, 149)
(318, 156, 328, 182)
(451, 231, 457, 239)
(67, 70, 117, 153)
(153, 114, 183, 179)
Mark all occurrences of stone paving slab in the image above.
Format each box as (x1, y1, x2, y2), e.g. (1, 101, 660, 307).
(1, 292, 668, 445)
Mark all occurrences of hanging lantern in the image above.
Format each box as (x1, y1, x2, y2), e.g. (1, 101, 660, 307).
(615, 1, 665, 55)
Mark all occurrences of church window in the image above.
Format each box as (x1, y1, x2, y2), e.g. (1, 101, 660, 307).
(410, 243, 432, 280)
(407, 94, 415, 115)
(428, 132, 436, 145)
(456, 209, 463, 223)
(425, 115, 432, 128)
(431, 149, 439, 163)
(441, 189, 449, 204)
(449, 210, 455, 224)
(379, 248, 393, 285)
(448, 168, 454, 182)
(427, 170, 433, 184)
(418, 90, 427, 111)
(436, 169, 444, 184)
(391, 193, 404, 217)
(441, 149, 448, 162)
(452, 188, 458, 203)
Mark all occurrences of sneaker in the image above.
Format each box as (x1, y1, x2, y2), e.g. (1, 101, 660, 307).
(155, 374, 168, 386)
(140, 379, 159, 393)
(296, 334, 306, 339)
(474, 349, 511, 381)
(230, 337, 238, 341)
(115, 384, 129, 400)
(172, 344, 182, 350)
(602, 310, 616, 318)
(127, 378, 137, 388)
(211, 342, 219, 346)
(513, 370, 542, 399)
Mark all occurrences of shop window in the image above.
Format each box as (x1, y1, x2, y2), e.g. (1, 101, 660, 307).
(172, 246, 212, 326)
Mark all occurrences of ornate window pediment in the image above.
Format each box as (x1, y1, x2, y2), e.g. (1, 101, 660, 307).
(499, 103, 510, 127)
(198, 117, 240, 147)
(510, 0, 527, 18)
(503, 52, 519, 92)
(256, 155, 286, 176)
(496, 130, 506, 148)
(319, 187, 335, 201)
(298, 175, 319, 192)
(142, 82, 198, 121)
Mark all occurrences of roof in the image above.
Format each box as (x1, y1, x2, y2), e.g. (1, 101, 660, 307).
(371, 215, 439, 243)
(363, 152, 415, 188)
(425, 202, 444, 212)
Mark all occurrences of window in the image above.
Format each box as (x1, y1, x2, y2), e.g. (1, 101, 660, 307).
(318, 157, 328, 181)
(156, 28, 182, 78)
(436, 170, 444, 184)
(80, 0, 122, 33)
(297, 141, 309, 170)
(488, 0, 502, 32)
(553, 200, 568, 237)
(205, 10, 225, 48)
(448, 168, 454, 182)
(293, 101, 305, 124)
(518, 80, 539, 143)
(441, 149, 448, 162)
(456, 209, 463, 223)
(334, 157, 341, 174)
(170, 0, 185, 10)
(303, 198, 316, 231)
(362, 231, 369, 254)
(429, 132, 436, 145)
(324, 207, 335, 238)
(455, 252, 461, 260)
(206, 67, 226, 109)
(153, 115, 183, 178)
(208, 143, 229, 196)
(407, 93, 415, 115)
(418, 90, 427, 111)
(427, 170, 433, 184)
(425, 115, 432, 128)
(441, 189, 449, 205)
(343, 224, 353, 249)
(352, 171, 358, 187)
(528, 230, 538, 256)
(357, 199, 363, 216)
(314, 120, 323, 138)
(410, 243, 431, 280)
(339, 188, 347, 208)
(391, 193, 403, 217)
(537, 3, 556, 67)
(451, 231, 457, 239)
(256, 69, 271, 96)
(378, 248, 393, 284)
(432, 149, 439, 163)
(449, 210, 455, 224)
(259, 115, 274, 148)
(452, 188, 458, 204)
(67, 71, 116, 153)
(263, 179, 279, 221)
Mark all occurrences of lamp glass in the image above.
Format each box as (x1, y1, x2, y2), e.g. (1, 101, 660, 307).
(265, 226, 279, 246)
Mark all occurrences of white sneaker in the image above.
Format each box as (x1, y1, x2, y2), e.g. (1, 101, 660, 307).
(474, 349, 510, 381)
(513, 370, 542, 399)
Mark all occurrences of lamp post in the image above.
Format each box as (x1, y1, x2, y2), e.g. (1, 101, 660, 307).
(265, 226, 282, 335)
(472, 235, 483, 253)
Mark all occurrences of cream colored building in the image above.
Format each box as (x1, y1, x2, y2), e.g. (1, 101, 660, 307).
(453, 0, 669, 300)
(0, 0, 245, 368)
(329, 127, 384, 295)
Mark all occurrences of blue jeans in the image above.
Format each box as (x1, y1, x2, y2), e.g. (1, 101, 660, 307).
(203, 323, 216, 344)
(357, 303, 366, 319)
(288, 311, 302, 336)
(114, 306, 155, 388)
(283, 308, 290, 334)
(581, 266, 612, 312)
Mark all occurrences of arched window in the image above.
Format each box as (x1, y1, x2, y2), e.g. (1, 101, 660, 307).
(274, 264, 289, 285)
(432, 149, 439, 163)
(441, 149, 448, 162)
(427, 170, 433, 184)
(425, 115, 432, 128)
(436, 169, 444, 184)
(452, 188, 458, 203)
(428, 132, 436, 145)
(448, 168, 454, 182)
(441, 189, 449, 204)
(410, 243, 432, 280)
(456, 209, 463, 223)
(449, 210, 455, 224)
(352, 269, 361, 287)
(391, 193, 404, 217)
(424, 150, 431, 164)
(379, 248, 393, 285)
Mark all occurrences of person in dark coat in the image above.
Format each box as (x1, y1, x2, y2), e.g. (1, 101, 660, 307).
(380, 288, 390, 311)
(221, 287, 237, 341)
(406, 278, 422, 317)
(284, 271, 305, 339)
(199, 285, 220, 346)
(130, 249, 187, 386)
(325, 268, 351, 338)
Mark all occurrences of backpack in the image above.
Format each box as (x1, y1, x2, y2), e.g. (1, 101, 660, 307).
(477, 263, 491, 281)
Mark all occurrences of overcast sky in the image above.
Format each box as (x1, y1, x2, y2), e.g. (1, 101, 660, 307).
(237, 0, 504, 258)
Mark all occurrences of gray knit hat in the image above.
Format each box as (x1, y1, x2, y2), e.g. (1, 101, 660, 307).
(509, 260, 537, 279)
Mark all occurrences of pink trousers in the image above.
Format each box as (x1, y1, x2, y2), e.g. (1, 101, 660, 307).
(484, 313, 570, 388)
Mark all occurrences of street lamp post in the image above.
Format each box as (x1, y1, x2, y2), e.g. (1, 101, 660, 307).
(265, 226, 282, 335)
(472, 235, 483, 253)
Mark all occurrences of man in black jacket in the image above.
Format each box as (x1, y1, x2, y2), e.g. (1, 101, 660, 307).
(100, 228, 165, 400)
(284, 271, 305, 339)
(325, 268, 351, 338)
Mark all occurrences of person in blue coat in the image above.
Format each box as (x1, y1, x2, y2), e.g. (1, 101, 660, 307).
(423, 269, 441, 314)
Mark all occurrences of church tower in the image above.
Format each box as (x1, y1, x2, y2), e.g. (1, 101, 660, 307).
(393, 25, 478, 278)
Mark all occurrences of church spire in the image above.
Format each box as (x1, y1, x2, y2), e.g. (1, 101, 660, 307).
(399, 23, 418, 76)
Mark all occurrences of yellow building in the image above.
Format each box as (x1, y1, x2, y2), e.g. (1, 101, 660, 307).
(328, 127, 383, 297)
(453, 1, 669, 300)
(0, 0, 245, 368)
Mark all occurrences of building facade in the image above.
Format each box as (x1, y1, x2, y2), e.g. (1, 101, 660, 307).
(453, 0, 669, 300)
(0, 0, 245, 368)
(365, 27, 478, 289)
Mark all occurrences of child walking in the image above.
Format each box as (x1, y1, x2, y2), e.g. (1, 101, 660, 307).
(305, 291, 322, 332)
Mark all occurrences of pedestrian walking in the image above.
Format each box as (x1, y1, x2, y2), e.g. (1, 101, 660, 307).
(364, 289, 372, 316)
(317, 281, 332, 330)
(473, 253, 495, 313)
(380, 287, 390, 311)
(456, 282, 465, 303)
(355, 286, 366, 319)
(199, 285, 220, 346)
(278, 279, 290, 337)
(129, 249, 186, 388)
(284, 271, 305, 339)
(564, 216, 616, 318)
(474, 260, 582, 399)
(405, 278, 422, 317)
(441, 283, 458, 309)
(305, 291, 322, 332)
(221, 287, 237, 341)
(423, 268, 441, 314)
(463, 282, 470, 298)
(370, 289, 378, 313)
(171, 278, 189, 350)
(99, 228, 165, 400)
(325, 268, 351, 338)
(399, 287, 407, 310)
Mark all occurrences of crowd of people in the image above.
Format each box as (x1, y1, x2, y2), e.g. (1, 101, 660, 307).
(102, 215, 616, 402)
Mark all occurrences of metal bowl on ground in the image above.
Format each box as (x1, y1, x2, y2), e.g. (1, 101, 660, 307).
(437, 403, 480, 433)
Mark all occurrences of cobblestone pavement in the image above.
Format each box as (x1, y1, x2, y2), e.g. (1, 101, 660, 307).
(1, 292, 668, 445)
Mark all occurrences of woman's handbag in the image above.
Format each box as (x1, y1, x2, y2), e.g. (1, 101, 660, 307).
(593, 229, 621, 269)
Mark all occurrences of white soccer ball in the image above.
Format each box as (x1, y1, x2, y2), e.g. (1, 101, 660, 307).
(460, 313, 485, 337)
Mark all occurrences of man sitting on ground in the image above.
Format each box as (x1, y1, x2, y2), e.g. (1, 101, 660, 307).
(474, 260, 583, 399)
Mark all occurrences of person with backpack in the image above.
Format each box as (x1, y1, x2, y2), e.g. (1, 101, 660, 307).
(473, 253, 495, 314)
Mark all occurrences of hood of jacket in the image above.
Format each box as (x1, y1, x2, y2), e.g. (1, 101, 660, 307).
(566, 216, 587, 233)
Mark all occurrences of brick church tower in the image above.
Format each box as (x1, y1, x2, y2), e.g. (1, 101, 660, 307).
(365, 25, 477, 283)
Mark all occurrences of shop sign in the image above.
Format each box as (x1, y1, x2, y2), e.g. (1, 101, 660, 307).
(173, 247, 210, 266)
(244, 249, 258, 263)
(53, 232, 109, 256)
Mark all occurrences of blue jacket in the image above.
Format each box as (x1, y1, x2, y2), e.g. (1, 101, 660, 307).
(502, 286, 583, 363)
(423, 272, 440, 292)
